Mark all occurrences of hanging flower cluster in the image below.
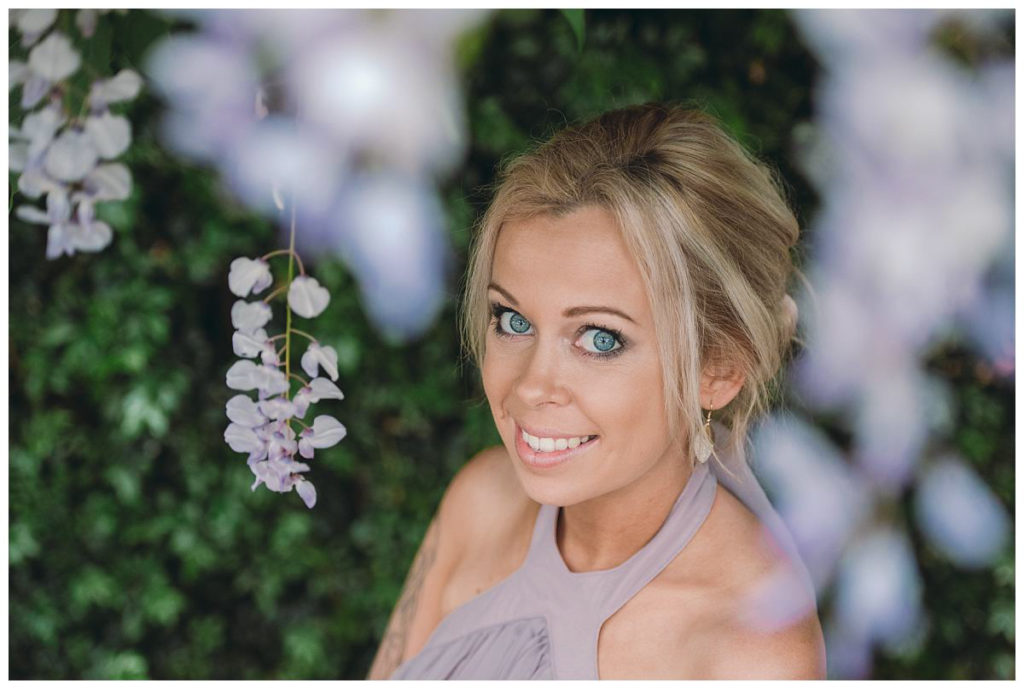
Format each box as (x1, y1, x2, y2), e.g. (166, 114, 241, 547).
(223, 251, 346, 509)
(146, 10, 487, 341)
(9, 9, 141, 259)
(748, 9, 1013, 678)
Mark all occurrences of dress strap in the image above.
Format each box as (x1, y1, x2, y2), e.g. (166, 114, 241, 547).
(594, 462, 718, 620)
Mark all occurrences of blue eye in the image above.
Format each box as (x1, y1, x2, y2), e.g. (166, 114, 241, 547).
(579, 328, 622, 354)
(499, 310, 533, 335)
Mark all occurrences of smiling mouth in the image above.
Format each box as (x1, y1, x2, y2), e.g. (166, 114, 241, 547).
(520, 427, 597, 453)
(514, 424, 599, 468)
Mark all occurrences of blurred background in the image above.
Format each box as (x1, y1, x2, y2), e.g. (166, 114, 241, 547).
(8, 9, 1014, 679)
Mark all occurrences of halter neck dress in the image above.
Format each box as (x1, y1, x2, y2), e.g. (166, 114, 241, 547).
(390, 451, 812, 680)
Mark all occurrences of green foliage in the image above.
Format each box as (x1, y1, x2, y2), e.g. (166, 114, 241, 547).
(8, 8, 1012, 680)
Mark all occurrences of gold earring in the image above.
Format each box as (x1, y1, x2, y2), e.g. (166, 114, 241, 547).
(693, 407, 715, 464)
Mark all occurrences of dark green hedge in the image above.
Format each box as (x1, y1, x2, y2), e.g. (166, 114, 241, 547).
(9, 9, 1013, 679)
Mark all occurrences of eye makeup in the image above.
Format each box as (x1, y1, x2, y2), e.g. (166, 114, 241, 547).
(488, 300, 629, 360)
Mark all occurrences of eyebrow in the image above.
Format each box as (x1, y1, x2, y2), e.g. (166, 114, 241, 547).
(487, 282, 637, 324)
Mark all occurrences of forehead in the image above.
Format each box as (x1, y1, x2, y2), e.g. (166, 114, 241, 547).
(491, 206, 651, 319)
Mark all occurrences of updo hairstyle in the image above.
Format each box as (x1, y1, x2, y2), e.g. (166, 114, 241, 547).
(460, 103, 800, 465)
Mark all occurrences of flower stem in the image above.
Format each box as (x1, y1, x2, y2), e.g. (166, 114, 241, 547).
(262, 284, 287, 304)
(289, 328, 318, 344)
(288, 372, 309, 387)
(292, 418, 311, 431)
(261, 248, 306, 276)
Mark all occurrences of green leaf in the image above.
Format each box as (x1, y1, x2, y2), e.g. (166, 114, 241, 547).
(560, 9, 585, 51)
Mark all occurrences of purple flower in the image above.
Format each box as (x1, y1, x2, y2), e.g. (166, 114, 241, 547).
(288, 275, 330, 318)
(225, 360, 288, 396)
(915, 456, 1010, 568)
(225, 393, 266, 427)
(297, 414, 346, 459)
(300, 342, 338, 381)
(228, 257, 273, 297)
(230, 300, 273, 332)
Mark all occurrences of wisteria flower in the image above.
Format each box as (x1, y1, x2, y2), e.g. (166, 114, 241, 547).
(17, 32, 81, 108)
(288, 275, 330, 318)
(228, 257, 274, 297)
(84, 112, 132, 159)
(44, 129, 100, 182)
(298, 415, 347, 459)
(258, 396, 297, 421)
(232, 327, 275, 360)
(292, 377, 344, 417)
(88, 68, 143, 109)
(300, 342, 339, 381)
(225, 393, 267, 427)
(230, 300, 273, 332)
(225, 360, 289, 396)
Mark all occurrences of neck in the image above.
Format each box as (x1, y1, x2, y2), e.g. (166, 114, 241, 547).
(556, 442, 693, 572)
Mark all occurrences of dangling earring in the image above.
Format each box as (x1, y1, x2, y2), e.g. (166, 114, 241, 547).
(693, 406, 715, 464)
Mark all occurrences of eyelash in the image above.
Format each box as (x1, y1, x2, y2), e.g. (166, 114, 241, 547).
(488, 301, 628, 360)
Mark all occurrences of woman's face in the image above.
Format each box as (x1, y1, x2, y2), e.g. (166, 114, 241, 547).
(481, 205, 687, 507)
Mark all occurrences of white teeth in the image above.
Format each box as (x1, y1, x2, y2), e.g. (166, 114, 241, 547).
(521, 428, 593, 453)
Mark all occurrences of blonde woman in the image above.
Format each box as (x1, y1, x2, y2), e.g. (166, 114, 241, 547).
(369, 104, 825, 680)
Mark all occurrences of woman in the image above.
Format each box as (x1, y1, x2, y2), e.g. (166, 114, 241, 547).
(368, 103, 825, 679)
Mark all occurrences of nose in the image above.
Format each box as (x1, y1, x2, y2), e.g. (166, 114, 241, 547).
(513, 338, 571, 408)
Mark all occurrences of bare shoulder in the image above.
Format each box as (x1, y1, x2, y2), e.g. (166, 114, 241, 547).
(684, 485, 826, 679)
(367, 444, 531, 679)
(439, 444, 532, 549)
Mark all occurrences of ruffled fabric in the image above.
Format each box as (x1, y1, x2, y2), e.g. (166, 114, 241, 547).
(392, 616, 553, 679)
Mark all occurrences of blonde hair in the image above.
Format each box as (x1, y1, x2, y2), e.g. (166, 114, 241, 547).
(460, 103, 799, 466)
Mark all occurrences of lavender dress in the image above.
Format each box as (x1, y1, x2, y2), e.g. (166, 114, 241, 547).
(391, 454, 812, 680)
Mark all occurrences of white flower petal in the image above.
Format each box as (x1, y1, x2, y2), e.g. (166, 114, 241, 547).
(228, 257, 274, 297)
(21, 105, 65, 158)
(296, 479, 317, 509)
(45, 223, 72, 260)
(308, 377, 344, 402)
(224, 423, 264, 454)
(307, 414, 347, 449)
(230, 300, 273, 332)
(21, 75, 50, 109)
(90, 68, 143, 105)
(226, 394, 266, 427)
(85, 112, 131, 159)
(28, 32, 81, 82)
(46, 188, 71, 223)
(16, 9, 58, 35)
(84, 163, 132, 201)
(288, 275, 330, 318)
(18, 167, 64, 199)
(232, 327, 270, 358)
(915, 456, 1010, 568)
(255, 365, 289, 397)
(300, 343, 339, 382)
(226, 360, 261, 391)
(258, 397, 296, 421)
(69, 220, 112, 253)
(44, 129, 99, 182)
(15, 205, 49, 224)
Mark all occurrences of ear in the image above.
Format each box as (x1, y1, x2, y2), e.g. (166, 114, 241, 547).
(699, 362, 745, 411)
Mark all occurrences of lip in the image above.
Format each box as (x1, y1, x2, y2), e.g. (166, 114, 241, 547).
(514, 423, 599, 469)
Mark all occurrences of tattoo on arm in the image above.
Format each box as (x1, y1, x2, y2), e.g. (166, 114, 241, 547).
(367, 517, 440, 679)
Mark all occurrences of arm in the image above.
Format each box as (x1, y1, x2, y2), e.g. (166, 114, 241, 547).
(366, 515, 443, 679)
(700, 615, 826, 680)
